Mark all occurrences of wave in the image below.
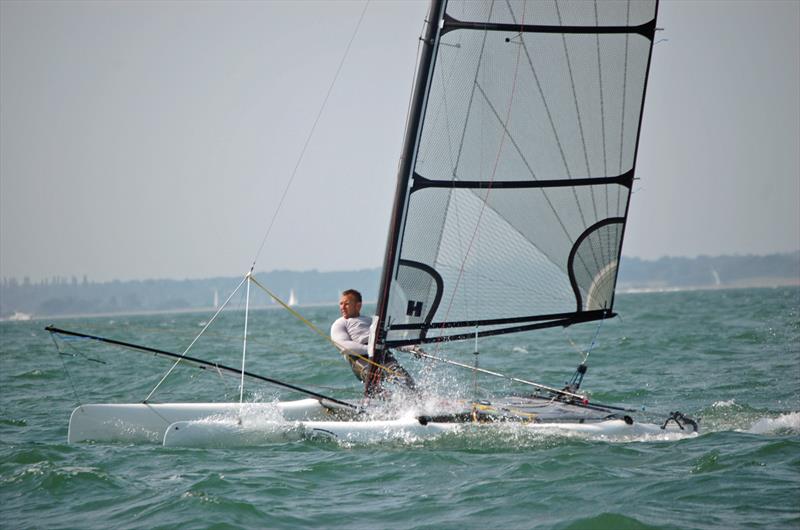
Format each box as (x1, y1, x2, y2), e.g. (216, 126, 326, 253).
(744, 411, 800, 435)
(559, 512, 661, 530)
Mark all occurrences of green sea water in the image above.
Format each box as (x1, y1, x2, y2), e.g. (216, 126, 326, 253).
(1, 287, 798, 529)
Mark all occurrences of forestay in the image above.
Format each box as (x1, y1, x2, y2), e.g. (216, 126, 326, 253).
(376, 0, 658, 348)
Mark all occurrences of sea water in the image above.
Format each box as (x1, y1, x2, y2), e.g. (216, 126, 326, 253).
(1, 287, 798, 529)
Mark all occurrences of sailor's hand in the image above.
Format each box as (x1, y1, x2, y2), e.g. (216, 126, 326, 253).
(398, 345, 423, 358)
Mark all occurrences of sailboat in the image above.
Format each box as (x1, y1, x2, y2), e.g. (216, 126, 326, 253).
(288, 289, 298, 307)
(49, 0, 697, 446)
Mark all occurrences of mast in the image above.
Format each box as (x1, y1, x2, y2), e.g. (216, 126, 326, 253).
(374, 0, 446, 355)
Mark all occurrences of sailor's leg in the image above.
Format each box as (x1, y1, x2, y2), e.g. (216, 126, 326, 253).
(384, 352, 416, 390)
(346, 355, 370, 383)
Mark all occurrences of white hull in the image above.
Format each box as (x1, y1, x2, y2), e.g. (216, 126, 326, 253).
(67, 399, 331, 443)
(161, 417, 686, 447)
(68, 399, 696, 446)
(162, 417, 459, 447)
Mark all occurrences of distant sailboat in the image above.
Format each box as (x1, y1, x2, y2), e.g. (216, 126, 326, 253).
(288, 289, 298, 307)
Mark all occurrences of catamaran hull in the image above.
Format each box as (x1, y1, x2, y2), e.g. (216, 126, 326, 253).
(67, 400, 333, 443)
(68, 398, 697, 446)
(161, 417, 690, 447)
(162, 418, 460, 447)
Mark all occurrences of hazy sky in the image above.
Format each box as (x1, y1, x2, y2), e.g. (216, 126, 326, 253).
(1, 0, 798, 282)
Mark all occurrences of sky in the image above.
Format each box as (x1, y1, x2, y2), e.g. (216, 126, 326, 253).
(1, 0, 798, 283)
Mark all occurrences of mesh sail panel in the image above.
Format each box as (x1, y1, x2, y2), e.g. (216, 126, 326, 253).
(382, 0, 657, 347)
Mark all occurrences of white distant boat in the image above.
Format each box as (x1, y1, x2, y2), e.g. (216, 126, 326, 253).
(49, 0, 698, 447)
(9, 311, 32, 321)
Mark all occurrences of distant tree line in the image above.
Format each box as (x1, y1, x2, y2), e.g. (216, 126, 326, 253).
(0, 269, 382, 318)
(617, 252, 800, 289)
(1, 253, 798, 318)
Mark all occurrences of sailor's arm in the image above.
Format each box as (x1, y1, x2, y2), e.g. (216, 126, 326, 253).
(330, 319, 369, 357)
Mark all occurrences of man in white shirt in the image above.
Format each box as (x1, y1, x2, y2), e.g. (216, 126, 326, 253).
(330, 289, 415, 390)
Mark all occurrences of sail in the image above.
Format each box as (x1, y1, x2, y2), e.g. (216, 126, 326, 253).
(376, 0, 659, 348)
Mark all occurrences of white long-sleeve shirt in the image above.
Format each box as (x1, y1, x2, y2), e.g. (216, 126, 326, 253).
(330, 315, 372, 358)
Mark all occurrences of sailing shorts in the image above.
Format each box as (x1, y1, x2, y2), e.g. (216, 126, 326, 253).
(346, 351, 415, 390)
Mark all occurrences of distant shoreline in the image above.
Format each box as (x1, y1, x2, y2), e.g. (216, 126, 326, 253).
(619, 278, 800, 294)
(3, 252, 798, 320)
(16, 301, 344, 323)
(6, 282, 797, 322)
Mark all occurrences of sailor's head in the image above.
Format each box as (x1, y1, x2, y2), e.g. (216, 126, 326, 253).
(339, 289, 362, 319)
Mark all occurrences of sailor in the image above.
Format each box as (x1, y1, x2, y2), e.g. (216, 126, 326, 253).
(330, 289, 415, 391)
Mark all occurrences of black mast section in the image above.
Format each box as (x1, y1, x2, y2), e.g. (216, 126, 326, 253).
(370, 0, 446, 393)
(374, 0, 446, 348)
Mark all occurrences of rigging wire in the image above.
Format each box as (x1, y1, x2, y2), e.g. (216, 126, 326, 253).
(46, 325, 359, 410)
(554, 0, 597, 267)
(434, 1, 528, 352)
(53, 333, 106, 365)
(247, 275, 404, 381)
(239, 271, 253, 408)
(562, 313, 606, 365)
(250, 0, 371, 271)
(408, 346, 589, 401)
(50, 333, 85, 408)
(143, 273, 249, 402)
(400, 17, 427, 168)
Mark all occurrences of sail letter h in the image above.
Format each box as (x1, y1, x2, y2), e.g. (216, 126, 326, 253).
(406, 300, 423, 317)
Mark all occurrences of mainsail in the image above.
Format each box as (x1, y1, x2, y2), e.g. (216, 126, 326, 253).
(375, 0, 659, 349)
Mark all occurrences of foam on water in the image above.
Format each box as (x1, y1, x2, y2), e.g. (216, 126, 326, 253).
(744, 411, 800, 435)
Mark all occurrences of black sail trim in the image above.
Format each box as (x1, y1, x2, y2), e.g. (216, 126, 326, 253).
(397, 259, 444, 341)
(441, 13, 656, 40)
(385, 311, 614, 348)
(411, 169, 634, 192)
(389, 308, 613, 331)
(607, 1, 661, 311)
(567, 217, 625, 311)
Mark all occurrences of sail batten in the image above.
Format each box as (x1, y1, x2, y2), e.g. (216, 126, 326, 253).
(411, 170, 634, 190)
(376, 0, 658, 348)
(390, 308, 613, 331)
(442, 18, 656, 40)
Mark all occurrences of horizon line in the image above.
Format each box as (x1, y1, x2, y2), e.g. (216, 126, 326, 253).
(2, 249, 799, 285)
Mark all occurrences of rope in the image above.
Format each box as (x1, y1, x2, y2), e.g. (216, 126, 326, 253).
(239, 271, 252, 407)
(563, 310, 606, 364)
(250, 0, 371, 270)
(144, 273, 249, 402)
(408, 347, 588, 401)
(50, 332, 84, 408)
(247, 275, 402, 380)
(434, 2, 528, 352)
(582, 313, 605, 364)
